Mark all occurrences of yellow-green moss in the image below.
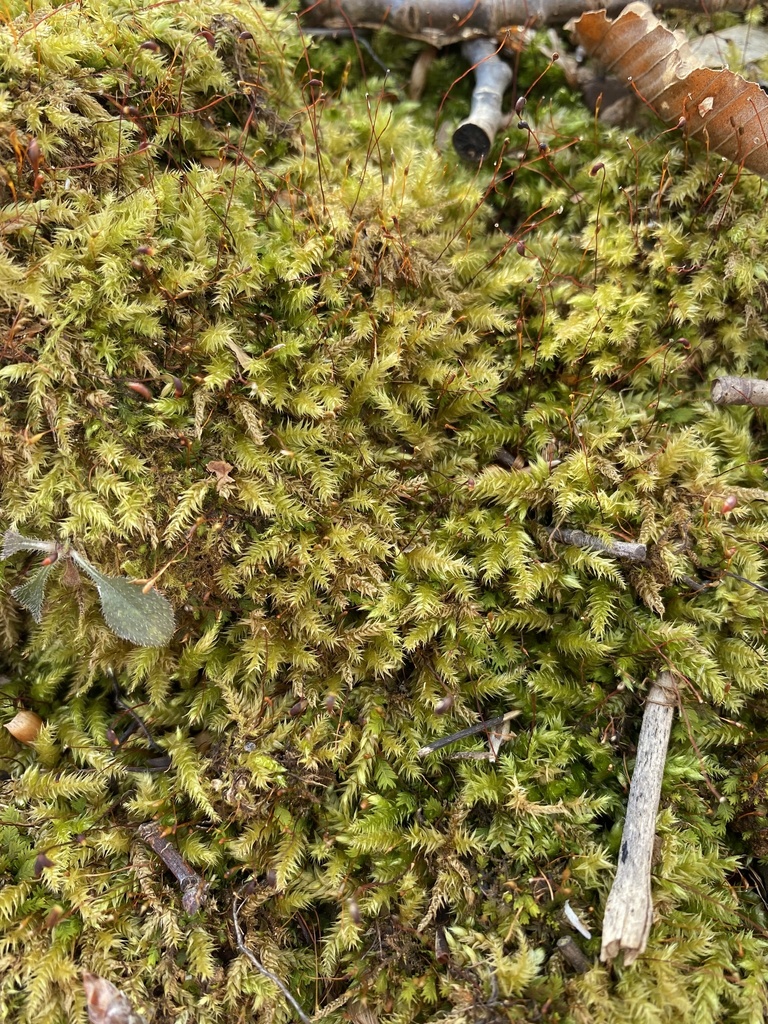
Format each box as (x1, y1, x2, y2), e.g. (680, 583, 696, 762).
(2, 1, 768, 1022)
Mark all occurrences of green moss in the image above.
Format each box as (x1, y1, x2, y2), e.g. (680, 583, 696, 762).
(2, 2, 768, 1022)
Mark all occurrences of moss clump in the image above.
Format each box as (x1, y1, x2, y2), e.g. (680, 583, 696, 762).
(2, 1, 768, 1022)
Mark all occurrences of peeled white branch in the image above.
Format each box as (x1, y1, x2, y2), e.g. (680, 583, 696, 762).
(600, 672, 677, 965)
(453, 39, 513, 161)
(711, 376, 768, 407)
(301, 0, 752, 46)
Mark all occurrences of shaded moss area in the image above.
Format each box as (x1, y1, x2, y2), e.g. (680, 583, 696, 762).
(2, 1, 768, 1021)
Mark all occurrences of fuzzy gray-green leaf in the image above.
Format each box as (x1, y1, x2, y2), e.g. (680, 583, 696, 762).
(2, 530, 57, 560)
(11, 563, 58, 623)
(70, 553, 175, 647)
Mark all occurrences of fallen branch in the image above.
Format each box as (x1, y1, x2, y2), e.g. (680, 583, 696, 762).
(546, 526, 647, 562)
(232, 893, 312, 1024)
(417, 710, 519, 757)
(300, 0, 751, 46)
(137, 822, 208, 914)
(600, 671, 677, 964)
(711, 376, 768, 407)
(453, 39, 513, 161)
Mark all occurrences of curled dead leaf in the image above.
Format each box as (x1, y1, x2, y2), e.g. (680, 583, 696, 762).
(570, 2, 768, 178)
(206, 460, 235, 495)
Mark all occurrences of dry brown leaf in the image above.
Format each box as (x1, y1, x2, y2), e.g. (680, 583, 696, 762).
(571, 2, 768, 177)
(206, 459, 235, 495)
(82, 973, 147, 1024)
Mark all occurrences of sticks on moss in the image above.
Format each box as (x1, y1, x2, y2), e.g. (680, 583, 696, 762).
(600, 671, 677, 965)
(711, 376, 768, 407)
(453, 40, 513, 161)
(546, 527, 647, 562)
(300, 0, 752, 46)
(137, 822, 208, 914)
(417, 710, 519, 757)
(232, 893, 312, 1024)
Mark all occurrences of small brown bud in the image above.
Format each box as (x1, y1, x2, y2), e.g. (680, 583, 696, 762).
(27, 137, 41, 172)
(33, 852, 54, 877)
(347, 897, 361, 925)
(44, 905, 65, 929)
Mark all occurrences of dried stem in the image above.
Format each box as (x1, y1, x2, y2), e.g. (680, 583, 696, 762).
(417, 710, 519, 757)
(232, 893, 312, 1024)
(300, 0, 752, 46)
(711, 376, 768, 407)
(546, 526, 647, 562)
(600, 672, 678, 964)
(454, 39, 513, 161)
(137, 822, 207, 913)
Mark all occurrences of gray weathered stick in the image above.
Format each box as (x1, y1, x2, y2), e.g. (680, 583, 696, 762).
(600, 672, 677, 964)
(454, 39, 513, 161)
(711, 376, 768, 407)
(546, 527, 647, 562)
(301, 0, 752, 46)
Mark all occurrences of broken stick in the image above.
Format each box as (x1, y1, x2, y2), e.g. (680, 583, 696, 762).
(300, 0, 752, 46)
(711, 376, 768, 407)
(600, 671, 677, 964)
(417, 709, 519, 757)
(546, 526, 647, 562)
(453, 39, 513, 161)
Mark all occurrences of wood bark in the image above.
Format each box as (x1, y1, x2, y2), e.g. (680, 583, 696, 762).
(300, 0, 753, 46)
(600, 671, 677, 964)
(711, 376, 768, 406)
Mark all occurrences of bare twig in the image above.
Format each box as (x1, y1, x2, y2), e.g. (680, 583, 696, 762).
(417, 710, 519, 757)
(600, 672, 678, 964)
(300, 0, 751, 46)
(546, 526, 647, 562)
(232, 893, 312, 1024)
(556, 935, 592, 973)
(454, 39, 513, 161)
(711, 376, 768, 407)
(137, 822, 208, 913)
